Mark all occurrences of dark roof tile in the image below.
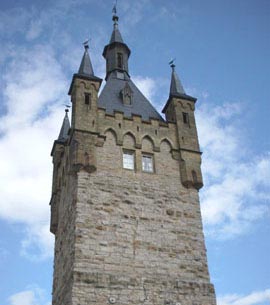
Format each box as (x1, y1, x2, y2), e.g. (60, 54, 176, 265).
(98, 72, 163, 121)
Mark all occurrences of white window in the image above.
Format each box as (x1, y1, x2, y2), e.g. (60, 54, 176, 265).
(123, 150, 134, 170)
(142, 154, 154, 172)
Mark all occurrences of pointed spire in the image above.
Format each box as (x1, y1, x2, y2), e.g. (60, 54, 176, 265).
(68, 42, 102, 96)
(102, 7, 131, 79)
(58, 109, 70, 142)
(110, 0, 123, 43)
(169, 63, 186, 96)
(78, 42, 94, 77)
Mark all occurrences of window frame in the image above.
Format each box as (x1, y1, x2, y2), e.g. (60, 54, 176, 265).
(122, 149, 135, 170)
(142, 153, 154, 173)
(84, 93, 91, 106)
(182, 112, 189, 125)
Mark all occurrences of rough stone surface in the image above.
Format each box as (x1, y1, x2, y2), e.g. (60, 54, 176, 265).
(49, 57, 216, 305)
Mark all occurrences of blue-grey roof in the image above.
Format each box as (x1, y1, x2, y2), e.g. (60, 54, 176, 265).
(170, 65, 186, 96)
(162, 65, 197, 113)
(78, 47, 94, 77)
(110, 25, 123, 44)
(58, 111, 70, 142)
(98, 72, 163, 121)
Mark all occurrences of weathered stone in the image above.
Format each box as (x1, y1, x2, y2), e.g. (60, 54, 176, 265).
(49, 13, 216, 305)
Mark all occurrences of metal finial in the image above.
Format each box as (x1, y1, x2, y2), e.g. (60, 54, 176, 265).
(112, 0, 119, 25)
(63, 104, 71, 113)
(169, 58, 176, 66)
(83, 39, 90, 50)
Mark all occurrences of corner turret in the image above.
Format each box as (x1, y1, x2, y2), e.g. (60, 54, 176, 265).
(163, 64, 203, 190)
(58, 109, 70, 142)
(50, 109, 70, 234)
(68, 43, 102, 132)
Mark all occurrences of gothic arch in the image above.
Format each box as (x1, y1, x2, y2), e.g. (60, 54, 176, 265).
(123, 131, 136, 148)
(187, 103, 194, 111)
(160, 138, 173, 151)
(104, 128, 118, 144)
(90, 83, 98, 91)
(141, 135, 154, 151)
(178, 100, 184, 108)
(79, 81, 87, 90)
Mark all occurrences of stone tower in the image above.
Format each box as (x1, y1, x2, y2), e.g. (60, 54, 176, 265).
(49, 12, 216, 305)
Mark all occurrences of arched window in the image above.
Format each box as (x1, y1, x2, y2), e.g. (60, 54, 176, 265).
(84, 93, 91, 106)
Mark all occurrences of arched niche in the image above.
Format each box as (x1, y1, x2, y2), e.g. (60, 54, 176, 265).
(98, 128, 120, 170)
(141, 135, 154, 151)
(123, 132, 136, 148)
(104, 128, 117, 145)
(160, 138, 173, 153)
(156, 138, 179, 178)
(79, 81, 86, 90)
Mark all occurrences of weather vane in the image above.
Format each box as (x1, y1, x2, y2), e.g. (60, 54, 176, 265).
(83, 38, 91, 49)
(112, 0, 118, 16)
(63, 103, 71, 113)
(169, 58, 176, 67)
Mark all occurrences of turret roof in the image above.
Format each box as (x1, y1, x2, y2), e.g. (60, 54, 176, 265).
(78, 45, 94, 77)
(162, 65, 197, 113)
(170, 64, 186, 96)
(109, 15, 124, 43)
(57, 110, 70, 142)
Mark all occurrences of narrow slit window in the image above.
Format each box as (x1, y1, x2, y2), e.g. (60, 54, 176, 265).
(117, 53, 123, 69)
(142, 154, 154, 173)
(192, 170, 198, 183)
(182, 112, 189, 125)
(85, 93, 91, 106)
(123, 150, 135, 170)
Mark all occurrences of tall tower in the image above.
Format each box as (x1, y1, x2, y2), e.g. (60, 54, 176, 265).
(50, 12, 216, 305)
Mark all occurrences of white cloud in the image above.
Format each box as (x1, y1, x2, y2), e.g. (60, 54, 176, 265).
(0, 45, 68, 260)
(197, 102, 270, 239)
(8, 286, 50, 305)
(21, 223, 54, 261)
(9, 290, 35, 305)
(218, 289, 270, 305)
(133, 76, 157, 101)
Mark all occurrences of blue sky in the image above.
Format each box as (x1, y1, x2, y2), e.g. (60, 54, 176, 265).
(0, 0, 269, 304)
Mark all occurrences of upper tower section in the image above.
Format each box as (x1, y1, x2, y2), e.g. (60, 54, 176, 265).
(99, 11, 162, 121)
(162, 63, 203, 189)
(68, 43, 102, 132)
(102, 12, 131, 80)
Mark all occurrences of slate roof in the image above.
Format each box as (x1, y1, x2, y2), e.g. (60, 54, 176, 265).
(78, 46, 94, 77)
(68, 47, 102, 95)
(170, 64, 186, 96)
(109, 25, 123, 44)
(162, 65, 197, 113)
(58, 111, 70, 142)
(98, 72, 163, 121)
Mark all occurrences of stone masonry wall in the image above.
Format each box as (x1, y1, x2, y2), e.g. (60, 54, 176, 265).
(70, 131, 216, 305)
(52, 171, 77, 305)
